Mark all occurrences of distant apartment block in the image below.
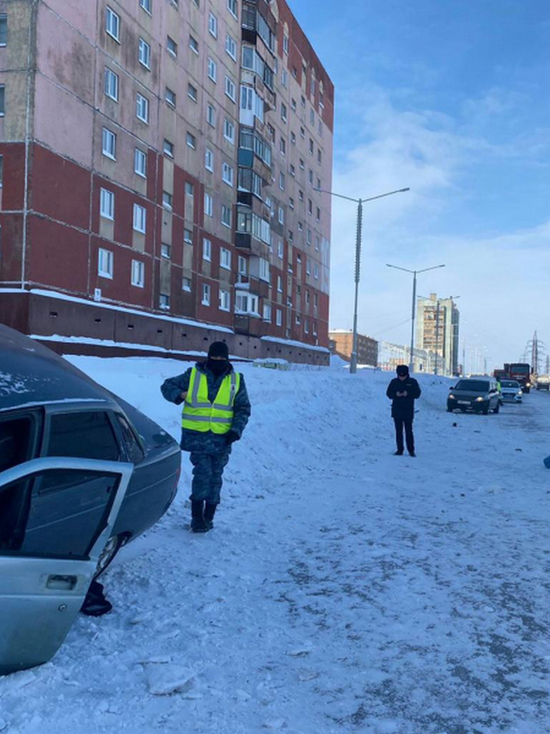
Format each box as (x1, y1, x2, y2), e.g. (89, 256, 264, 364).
(416, 293, 460, 376)
(0, 0, 334, 363)
(329, 330, 378, 367)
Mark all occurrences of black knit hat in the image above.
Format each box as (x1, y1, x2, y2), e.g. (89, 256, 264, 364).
(208, 341, 229, 359)
(396, 364, 409, 376)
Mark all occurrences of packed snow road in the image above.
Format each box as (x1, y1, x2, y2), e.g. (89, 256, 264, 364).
(1, 359, 550, 734)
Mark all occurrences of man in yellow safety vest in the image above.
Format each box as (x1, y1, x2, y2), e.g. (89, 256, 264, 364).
(161, 341, 251, 532)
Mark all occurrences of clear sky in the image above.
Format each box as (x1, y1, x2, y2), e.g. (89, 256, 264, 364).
(290, 0, 550, 372)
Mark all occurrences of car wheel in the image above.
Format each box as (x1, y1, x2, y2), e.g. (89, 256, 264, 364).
(447, 406, 453, 412)
(94, 534, 124, 579)
(482, 406, 489, 415)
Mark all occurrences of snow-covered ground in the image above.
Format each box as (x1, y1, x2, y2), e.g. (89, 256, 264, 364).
(2, 357, 550, 734)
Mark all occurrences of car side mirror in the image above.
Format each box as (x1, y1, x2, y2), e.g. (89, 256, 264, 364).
(449, 386, 454, 390)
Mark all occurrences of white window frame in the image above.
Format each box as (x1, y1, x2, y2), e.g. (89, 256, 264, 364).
(206, 103, 216, 127)
(182, 277, 192, 292)
(105, 7, 120, 42)
(133, 203, 146, 233)
(102, 127, 116, 160)
(263, 303, 272, 322)
(138, 38, 151, 69)
(221, 204, 232, 228)
(165, 87, 176, 107)
(139, 0, 152, 14)
(131, 259, 145, 288)
(100, 188, 114, 220)
(222, 162, 234, 187)
(204, 192, 213, 217)
(167, 36, 178, 57)
(98, 248, 114, 279)
(186, 132, 196, 149)
(259, 257, 270, 283)
(202, 283, 211, 306)
(207, 57, 217, 83)
(104, 67, 119, 101)
(188, 83, 198, 102)
(161, 243, 171, 259)
(276, 309, 282, 327)
(159, 294, 170, 310)
(136, 93, 149, 123)
(134, 148, 147, 178)
(227, 0, 238, 19)
(205, 148, 214, 172)
(277, 275, 282, 293)
(223, 119, 235, 144)
(189, 35, 199, 54)
(163, 139, 174, 158)
(203, 238, 212, 261)
(208, 11, 218, 37)
(220, 247, 231, 270)
(219, 289, 231, 312)
(184, 228, 193, 244)
(225, 75, 236, 102)
(162, 191, 173, 209)
(225, 33, 237, 60)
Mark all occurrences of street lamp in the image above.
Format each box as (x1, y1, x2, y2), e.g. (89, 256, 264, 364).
(316, 186, 410, 373)
(386, 263, 445, 372)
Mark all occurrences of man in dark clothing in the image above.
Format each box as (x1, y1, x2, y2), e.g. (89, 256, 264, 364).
(161, 341, 251, 532)
(386, 364, 421, 457)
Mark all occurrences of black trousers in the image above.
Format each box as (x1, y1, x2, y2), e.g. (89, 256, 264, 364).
(393, 417, 415, 454)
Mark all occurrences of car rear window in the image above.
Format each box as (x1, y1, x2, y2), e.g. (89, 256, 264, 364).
(46, 411, 119, 461)
(0, 415, 35, 473)
(454, 380, 490, 392)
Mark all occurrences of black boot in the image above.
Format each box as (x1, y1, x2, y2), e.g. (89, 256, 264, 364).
(204, 502, 217, 530)
(190, 499, 208, 533)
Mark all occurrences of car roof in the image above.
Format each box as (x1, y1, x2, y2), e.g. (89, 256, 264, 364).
(0, 324, 116, 413)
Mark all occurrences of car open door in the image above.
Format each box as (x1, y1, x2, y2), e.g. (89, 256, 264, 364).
(0, 457, 133, 676)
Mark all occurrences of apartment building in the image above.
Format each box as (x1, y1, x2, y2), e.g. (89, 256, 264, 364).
(0, 0, 334, 363)
(416, 293, 460, 376)
(329, 329, 378, 367)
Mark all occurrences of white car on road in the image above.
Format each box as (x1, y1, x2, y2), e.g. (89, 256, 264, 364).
(500, 379, 523, 403)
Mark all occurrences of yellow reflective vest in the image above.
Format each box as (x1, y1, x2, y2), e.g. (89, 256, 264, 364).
(182, 368, 240, 434)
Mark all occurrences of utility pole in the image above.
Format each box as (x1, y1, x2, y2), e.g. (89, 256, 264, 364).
(546, 355, 550, 375)
(532, 331, 539, 375)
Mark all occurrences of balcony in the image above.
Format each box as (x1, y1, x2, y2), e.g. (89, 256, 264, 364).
(234, 313, 263, 336)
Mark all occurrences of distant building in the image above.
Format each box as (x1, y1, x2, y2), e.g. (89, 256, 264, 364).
(416, 294, 460, 376)
(329, 330, 378, 366)
(378, 341, 437, 373)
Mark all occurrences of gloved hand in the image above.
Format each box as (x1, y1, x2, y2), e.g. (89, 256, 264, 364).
(225, 430, 240, 444)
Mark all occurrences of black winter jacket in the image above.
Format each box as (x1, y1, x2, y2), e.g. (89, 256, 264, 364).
(161, 361, 251, 453)
(386, 376, 421, 419)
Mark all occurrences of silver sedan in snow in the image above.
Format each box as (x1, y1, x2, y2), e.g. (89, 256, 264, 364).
(499, 379, 523, 403)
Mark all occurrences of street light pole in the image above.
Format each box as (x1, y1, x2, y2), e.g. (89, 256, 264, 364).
(386, 263, 445, 373)
(316, 186, 410, 374)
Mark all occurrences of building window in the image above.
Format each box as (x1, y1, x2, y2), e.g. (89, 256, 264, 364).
(98, 248, 113, 279)
(220, 247, 231, 269)
(222, 162, 234, 187)
(278, 207, 284, 225)
(281, 103, 287, 122)
(188, 83, 198, 102)
(221, 204, 232, 228)
(280, 137, 286, 156)
(225, 75, 236, 102)
(131, 260, 145, 287)
(102, 127, 116, 159)
(318, 150, 322, 164)
(184, 228, 193, 244)
(100, 188, 114, 220)
(235, 292, 258, 315)
(205, 148, 214, 171)
(208, 11, 218, 37)
(161, 243, 171, 259)
(163, 139, 174, 158)
(282, 69, 288, 88)
(165, 87, 176, 107)
(104, 67, 119, 101)
(279, 172, 285, 191)
(186, 132, 196, 149)
(223, 119, 235, 144)
(278, 241, 283, 259)
(162, 191, 173, 209)
(133, 203, 146, 233)
(238, 255, 247, 279)
(136, 93, 149, 123)
(203, 238, 212, 261)
(185, 182, 194, 197)
(105, 7, 120, 41)
(206, 103, 216, 127)
(276, 309, 282, 327)
(139, 0, 152, 13)
(189, 35, 199, 54)
(207, 57, 217, 82)
(138, 38, 151, 68)
(183, 277, 192, 292)
(283, 35, 289, 54)
(291, 131, 296, 145)
(263, 303, 272, 322)
(204, 192, 213, 217)
(0, 15, 6, 47)
(259, 258, 270, 283)
(202, 283, 211, 306)
(167, 36, 177, 57)
(225, 33, 237, 60)
(159, 294, 170, 310)
(228, 0, 238, 18)
(314, 263, 319, 280)
(219, 289, 230, 312)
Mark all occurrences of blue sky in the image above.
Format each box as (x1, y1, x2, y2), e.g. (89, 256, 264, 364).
(290, 0, 550, 371)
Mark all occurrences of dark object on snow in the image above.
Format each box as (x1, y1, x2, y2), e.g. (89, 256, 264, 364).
(204, 502, 217, 530)
(80, 581, 113, 617)
(387, 372, 421, 456)
(544, 455, 550, 469)
(394, 450, 403, 456)
(191, 499, 209, 533)
(452, 422, 458, 427)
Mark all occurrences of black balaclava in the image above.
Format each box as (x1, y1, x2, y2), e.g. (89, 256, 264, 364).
(206, 341, 230, 376)
(396, 364, 409, 377)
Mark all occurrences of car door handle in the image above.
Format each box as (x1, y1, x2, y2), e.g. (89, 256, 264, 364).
(46, 574, 78, 591)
